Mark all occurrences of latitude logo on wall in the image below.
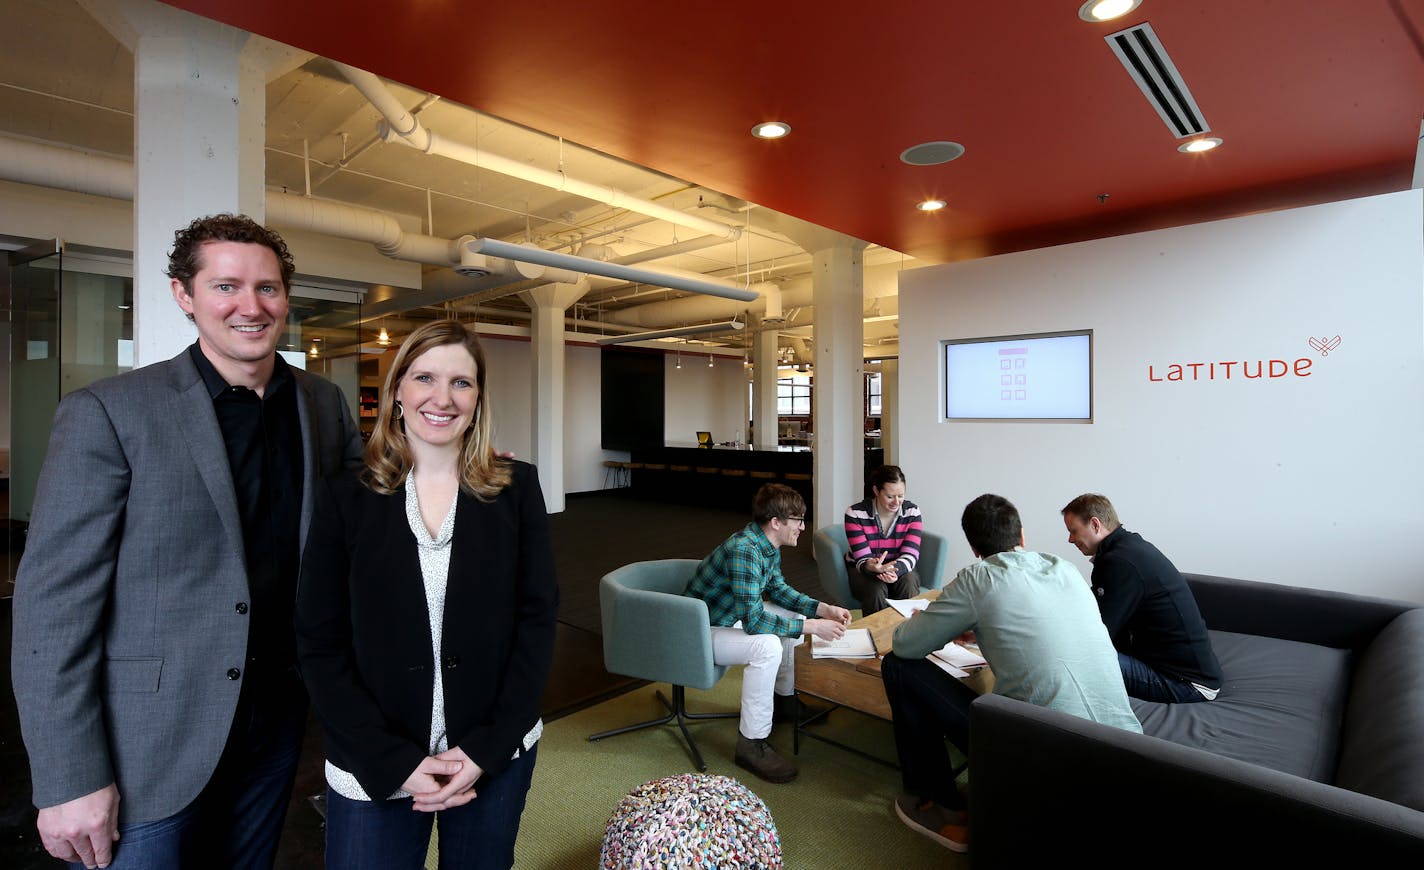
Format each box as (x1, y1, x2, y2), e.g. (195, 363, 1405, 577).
(1146, 335, 1342, 382)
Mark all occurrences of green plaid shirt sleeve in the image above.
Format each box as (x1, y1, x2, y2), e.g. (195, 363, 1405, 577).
(687, 523, 817, 638)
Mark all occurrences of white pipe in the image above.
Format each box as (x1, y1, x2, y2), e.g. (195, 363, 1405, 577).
(264, 194, 581, 281)
(467, 238, 759, 302)
(596, 320, 745, 345)
(0, 136, 133, 199)
(606, 280, 785, 327)
(265, 191, 403, 248)
(333, 63, 742, 243)
(0, 135, 588, 283)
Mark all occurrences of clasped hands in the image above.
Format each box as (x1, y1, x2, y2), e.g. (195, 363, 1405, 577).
(863, 555, 900, 584)
(401, 747, 484, 812)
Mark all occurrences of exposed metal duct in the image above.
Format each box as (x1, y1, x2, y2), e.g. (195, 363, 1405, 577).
(596, 320, 745, 345)
(334, 63, 743, 242)
(0, 135, 751, 301)
(466, 238, 759, 302)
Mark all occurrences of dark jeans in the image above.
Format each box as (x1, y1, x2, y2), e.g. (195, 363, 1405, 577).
(325, 744, 537, 870)
(74, 672, 307, 870)
(881, 653, 977, 811)
(847, 565, 921, 615)
(1117, 652, 1210, 704)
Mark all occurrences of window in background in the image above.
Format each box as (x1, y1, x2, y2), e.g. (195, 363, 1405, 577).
(777, 376, 811, 416)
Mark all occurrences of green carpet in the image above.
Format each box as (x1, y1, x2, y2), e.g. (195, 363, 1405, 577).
(504, 671, 968, 869)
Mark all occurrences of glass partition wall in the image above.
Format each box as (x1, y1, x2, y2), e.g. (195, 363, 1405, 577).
(2, 244, 364, 588)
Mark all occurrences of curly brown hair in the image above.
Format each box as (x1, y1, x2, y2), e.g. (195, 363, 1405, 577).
(166, 214, 295, 292)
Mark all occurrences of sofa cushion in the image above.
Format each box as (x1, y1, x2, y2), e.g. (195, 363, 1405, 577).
(1131, 629, 1351, 782)
(1335, 608, 1424, 812)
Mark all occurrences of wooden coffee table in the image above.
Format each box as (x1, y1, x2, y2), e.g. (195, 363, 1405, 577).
(792, 590, 994, 766)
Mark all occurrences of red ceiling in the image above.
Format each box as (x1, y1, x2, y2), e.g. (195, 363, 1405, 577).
(164, 0, 1424, 263)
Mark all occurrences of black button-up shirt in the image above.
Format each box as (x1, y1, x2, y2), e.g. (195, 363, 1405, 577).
(190, 344, 305, 678)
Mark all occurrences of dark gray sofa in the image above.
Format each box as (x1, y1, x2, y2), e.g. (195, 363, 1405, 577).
(968, 573, 1424, 864)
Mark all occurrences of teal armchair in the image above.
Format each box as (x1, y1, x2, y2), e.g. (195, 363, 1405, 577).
(812, 524, 952, 610)
(587, 559, 738, 771)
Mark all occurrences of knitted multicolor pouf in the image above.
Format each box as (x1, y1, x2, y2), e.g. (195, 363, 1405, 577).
(600, 773, 782, 869)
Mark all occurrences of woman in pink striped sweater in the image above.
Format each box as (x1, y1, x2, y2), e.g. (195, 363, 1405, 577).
(843, 465, 924, 614)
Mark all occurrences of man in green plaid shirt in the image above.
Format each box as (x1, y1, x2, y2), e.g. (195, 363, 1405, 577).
(686, 484, 852, 782)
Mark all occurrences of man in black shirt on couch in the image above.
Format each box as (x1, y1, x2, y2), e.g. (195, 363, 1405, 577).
(1062, 494, 1223, 703)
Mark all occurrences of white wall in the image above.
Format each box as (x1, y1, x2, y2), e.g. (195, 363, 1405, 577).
(481, 334, 534, 462)
(899, 189, 1424, 602)
(479, 334, 633, 497)
(564, 342, 625, 494)
(664, 353, 747, 444)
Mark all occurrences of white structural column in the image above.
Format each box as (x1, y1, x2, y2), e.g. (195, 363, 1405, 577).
(519, 281, 589, 513)
(810, 241, 867, 527)
(750, 318, 780, 449)
(879, 359, 899, 465)
(84, 0, 308, 366)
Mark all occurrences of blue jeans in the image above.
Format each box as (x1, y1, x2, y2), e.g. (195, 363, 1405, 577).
(325, 744, 538, 870)
(74, 674, 307, 869)
(1117, 652, 1209, 703)
(881, 653, 977, 810)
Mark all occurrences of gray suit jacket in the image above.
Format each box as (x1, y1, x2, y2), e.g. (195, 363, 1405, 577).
(10, 347, 363, 823)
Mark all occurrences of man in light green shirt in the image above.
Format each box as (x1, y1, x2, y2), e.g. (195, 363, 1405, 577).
(885, 493, 1141, 853)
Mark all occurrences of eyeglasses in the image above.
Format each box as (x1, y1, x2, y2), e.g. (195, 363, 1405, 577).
(783, 516, 806, 528)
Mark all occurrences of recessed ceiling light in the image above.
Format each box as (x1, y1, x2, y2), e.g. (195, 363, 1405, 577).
(751, 121, 791, 140)
(1178, 137, 1223, 153)
(1079, 0, 1141, 22)
(917, 199, 947, 212)
(901, 141, 966, 166)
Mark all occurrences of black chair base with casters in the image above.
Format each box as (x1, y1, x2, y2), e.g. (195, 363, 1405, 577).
(588, 684, 739, 772)
(590, 560, 740, 771)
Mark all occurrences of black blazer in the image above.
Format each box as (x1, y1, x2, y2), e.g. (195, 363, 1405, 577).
(296, 461, 559, 801)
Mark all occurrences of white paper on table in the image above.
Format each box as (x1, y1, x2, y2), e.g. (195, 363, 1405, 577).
(930, 641, 987, 672)
(811, 628, 877, 658)
(927, 656, 971, 679)
(887, 598, 931, 619)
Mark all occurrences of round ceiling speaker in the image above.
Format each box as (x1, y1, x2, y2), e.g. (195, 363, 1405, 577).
(900, 141, 966, 166)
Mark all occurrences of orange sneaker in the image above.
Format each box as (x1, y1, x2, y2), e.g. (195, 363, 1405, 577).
(893, 793, 968, 853)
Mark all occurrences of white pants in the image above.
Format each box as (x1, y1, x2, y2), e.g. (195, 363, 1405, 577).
(710, 603, 803, 739)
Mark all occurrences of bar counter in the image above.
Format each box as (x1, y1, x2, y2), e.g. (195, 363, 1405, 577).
(628, 443, 885, 519)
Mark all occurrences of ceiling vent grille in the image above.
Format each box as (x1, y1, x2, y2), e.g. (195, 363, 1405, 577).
(1105, 22, 1209, 138)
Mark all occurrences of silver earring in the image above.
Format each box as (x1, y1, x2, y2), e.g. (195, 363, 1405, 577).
(393, 401, 403, 420)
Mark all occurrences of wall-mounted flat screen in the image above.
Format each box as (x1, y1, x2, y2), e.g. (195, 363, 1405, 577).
(943, 330, 1092, 421)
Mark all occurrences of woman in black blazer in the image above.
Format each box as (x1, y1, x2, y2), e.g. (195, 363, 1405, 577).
(297, 320, 558, 869)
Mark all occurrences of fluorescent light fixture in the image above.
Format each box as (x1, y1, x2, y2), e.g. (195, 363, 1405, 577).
(1079, 0, 1141, 22)
(751, 121, 792, 139)
(917, 199, 947, 212)
(465, 238, 757, 302)
(596, 320, 746, 345)
(1178, 137, 1223, 153)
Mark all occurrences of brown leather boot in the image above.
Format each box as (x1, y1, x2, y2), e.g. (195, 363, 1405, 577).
(735, 735, 799, 783)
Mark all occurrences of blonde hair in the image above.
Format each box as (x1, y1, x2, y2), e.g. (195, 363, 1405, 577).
(363, 320, 512, 500)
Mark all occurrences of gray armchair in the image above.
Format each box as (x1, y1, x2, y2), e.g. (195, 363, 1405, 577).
(812, 524, 951, 610)
(587, 559, 738, 771)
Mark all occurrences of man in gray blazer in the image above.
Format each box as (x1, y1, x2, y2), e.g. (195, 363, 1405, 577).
(11, 215, 363, 868)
